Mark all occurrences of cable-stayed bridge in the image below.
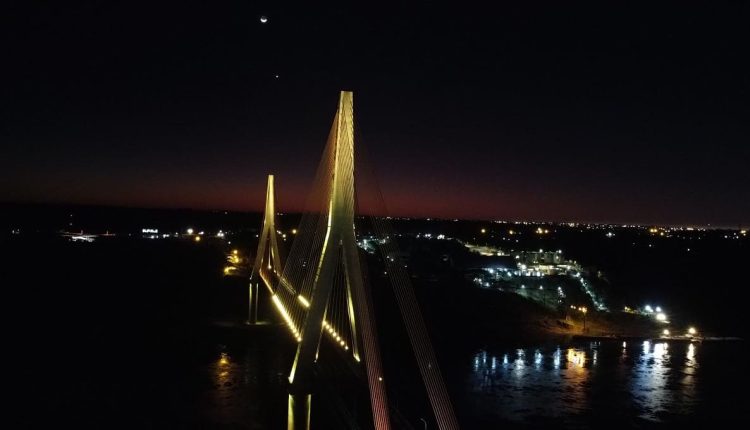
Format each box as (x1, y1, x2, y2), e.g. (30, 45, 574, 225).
(248, 91, 458, 430)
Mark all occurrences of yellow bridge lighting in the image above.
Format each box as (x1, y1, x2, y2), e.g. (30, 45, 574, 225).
(297, 295, 311, 308)
(271, 294, 300, 341)
(250, 92, 457, 429)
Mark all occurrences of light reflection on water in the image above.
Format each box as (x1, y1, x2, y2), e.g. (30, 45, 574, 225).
(210, 351, 243, 422)
(205, 345, 288, 427)
(467, 341, 701, 424)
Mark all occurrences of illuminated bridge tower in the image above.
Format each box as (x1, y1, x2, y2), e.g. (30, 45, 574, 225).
(248, 174, 283, 324)
(287, 91, 390, 430)
(257, 91, 458, 430)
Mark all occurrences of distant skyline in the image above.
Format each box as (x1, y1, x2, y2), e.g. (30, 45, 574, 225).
(3, 2, 749, 226)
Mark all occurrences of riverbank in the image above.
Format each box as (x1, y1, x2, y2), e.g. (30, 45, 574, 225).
(428, 286, 734, 347)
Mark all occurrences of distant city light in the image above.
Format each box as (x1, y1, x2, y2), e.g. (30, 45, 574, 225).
(481, 228, 486, 234)
(292, 229, 298, 235)
(688, 327, 697, 335)
(260, 15, 268, 23)
(655, 306, 662, 312)
(194, 236, 201, 242)
(644, 305, 654, 313)
(656, 312, 667, 321)
(187, 228, 194, 234)
(663, 329, 670, 336)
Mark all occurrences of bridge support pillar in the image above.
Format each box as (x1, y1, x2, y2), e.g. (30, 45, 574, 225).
(246, 282, 259, 324)
(287, 392, 311, 430)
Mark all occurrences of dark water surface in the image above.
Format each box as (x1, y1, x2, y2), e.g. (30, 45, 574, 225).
(184, 334, 745, 429)
(5, 237, 745, 428)
(456, 340, 744, 428)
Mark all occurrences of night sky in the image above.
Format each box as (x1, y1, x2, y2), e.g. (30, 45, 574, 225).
(3, 2, 749, 226)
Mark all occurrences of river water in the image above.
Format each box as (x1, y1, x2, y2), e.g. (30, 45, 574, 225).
(7, 237, 744, 428)
(191, 329, 743, 428)
(456, 340, 741, 427)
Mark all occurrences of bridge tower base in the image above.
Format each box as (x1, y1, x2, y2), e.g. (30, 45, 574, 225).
(287, 393, 311, 430)
(245, 281, 260, 325)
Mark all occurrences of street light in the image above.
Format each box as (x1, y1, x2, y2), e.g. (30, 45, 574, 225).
(581, 307, 588, 332)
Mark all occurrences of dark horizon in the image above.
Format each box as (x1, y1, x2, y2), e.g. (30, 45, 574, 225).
(2, 200, 746, 230)
(3, 2, 749, 226)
